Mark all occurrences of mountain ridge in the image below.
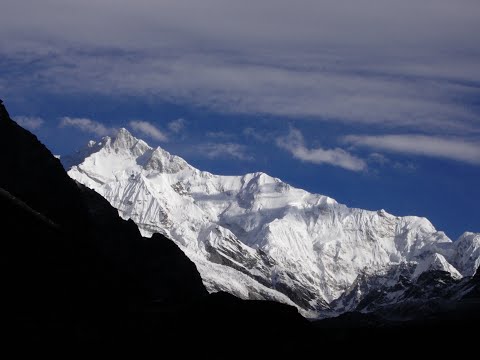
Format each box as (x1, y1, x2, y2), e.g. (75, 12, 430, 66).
(0, 100, 312, 347)
(66, 127, 480, 317)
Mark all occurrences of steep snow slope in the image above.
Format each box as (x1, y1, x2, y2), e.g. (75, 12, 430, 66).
(67, 129, 480, 317)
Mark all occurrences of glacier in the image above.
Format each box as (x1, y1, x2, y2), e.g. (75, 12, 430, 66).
(66, 128, 480, 317)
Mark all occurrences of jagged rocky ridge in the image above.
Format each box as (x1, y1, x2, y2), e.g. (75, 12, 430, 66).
(66, 128, 480, 317)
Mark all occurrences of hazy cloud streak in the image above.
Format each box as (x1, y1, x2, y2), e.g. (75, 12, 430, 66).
(344, 134, 480, 165)
(1, 0, 479, 135)
(129, 120, 168, 142)
(168, 118, 186, 133)
(194, 142, 251, 160)
(60, 117, 114, 136)
(14, 116, 44, 130)
(277, 129, 366, 171)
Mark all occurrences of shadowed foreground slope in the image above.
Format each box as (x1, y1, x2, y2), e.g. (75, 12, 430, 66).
(1, 99, 479, 348)
(0, 101, 308, 347)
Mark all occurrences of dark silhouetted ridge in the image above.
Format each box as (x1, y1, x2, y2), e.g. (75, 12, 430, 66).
(0, 101, 309, 348)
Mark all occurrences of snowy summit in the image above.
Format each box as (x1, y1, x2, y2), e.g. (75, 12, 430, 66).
(66, 128, 480, 317)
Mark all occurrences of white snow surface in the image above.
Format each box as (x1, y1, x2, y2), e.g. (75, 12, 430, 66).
(67, 129, 480, 317)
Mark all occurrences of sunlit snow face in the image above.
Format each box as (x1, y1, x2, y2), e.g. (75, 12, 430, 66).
(66, 129, 480, 317)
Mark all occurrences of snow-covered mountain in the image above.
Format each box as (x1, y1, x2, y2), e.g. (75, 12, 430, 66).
(66, 128, 480, 317)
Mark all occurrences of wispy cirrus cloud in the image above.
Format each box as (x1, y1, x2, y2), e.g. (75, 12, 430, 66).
(1, 1, 479, 135)
(206, 131, 236, 140)
(168, 118, 186, 133)
(60, 116, 114, 136)
(367, 153, 417, 172)
(344, 134, 480, 165)
(14, 115, 44, 130)
(277, 128, 366, 171)
(129, 120, 168, 142)
(243, 127, 269, 143)
(194, 142, 252, 161)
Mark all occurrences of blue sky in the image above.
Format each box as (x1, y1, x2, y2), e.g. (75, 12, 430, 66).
(1, 0, 479, 239)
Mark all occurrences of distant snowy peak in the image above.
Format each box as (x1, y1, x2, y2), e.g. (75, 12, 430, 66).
(413, 253, 462, 280)
(455, 232, 480, 276)
(144, 147, 189, 173)
(112, 127, 142, 150)
(66, 128, 480, 318)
